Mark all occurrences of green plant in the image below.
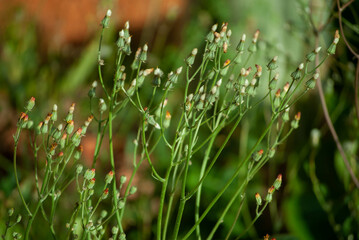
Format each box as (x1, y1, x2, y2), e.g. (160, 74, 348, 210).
(8, 9, 338, 240)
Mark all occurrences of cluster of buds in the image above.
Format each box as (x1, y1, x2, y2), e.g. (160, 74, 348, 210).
(257, 174, 283, 204)
(195, 86, 206, 111)
(114, 66, 126, 91)
(136, 68, 153, 88)
(327, 30, 340, 55)
(207, 79, 222, 105)
(18, 112, 33, 129)
(131, 44, 148, 70)
(205, 23, 231, 60)
(117, 21, 132, 55)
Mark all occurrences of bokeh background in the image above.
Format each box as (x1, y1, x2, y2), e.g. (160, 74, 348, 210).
(0, 0, 358, 239)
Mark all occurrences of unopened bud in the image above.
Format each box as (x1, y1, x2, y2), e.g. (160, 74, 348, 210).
(266, 186, 275, 202)
(255, 193, 262, 205)
(76, 164, 83, 174)
(26, 97, 35, 111)
(105, 171, 114, 184)
(274, 174, 282, 190)
(120, 175, 127, 184)
(267, 56, 278, 70)
(252, 149, 264, 161)
(84, 168, 96, 180)
(102, 188, 109, 199)
(129, 186, 137, 195)
(99, 98, 107, 113)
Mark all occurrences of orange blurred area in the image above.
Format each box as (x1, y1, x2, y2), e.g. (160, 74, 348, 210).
(0, 0, 188, 51)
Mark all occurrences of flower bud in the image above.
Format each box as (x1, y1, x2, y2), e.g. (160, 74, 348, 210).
(274, 89, 281, 109)
(186, 48, 198, 67)
(99, 98, 107, 113)
(16, 214, 22, 223)
(129, 186, 137, 195)
(269, 73, 279, 90)
(252, 149, 264, 161)
(119, 233, 126, 240)
(236, 34, 246, 52)
(112, 226, 119, 235)
(153, 68, 163, 87)
(255, 193, 262, 205)
(84, 168, 96, 180)
(164, 111, 171, 129)
(26, 97, 35, 111)
(60, 133, 67, 149)
(291, 63, 304, 81)
(268, 148, 276, 158)
(311, 128, 321, 147)
(282, 106, 290, 122)
(74, 145, 83, 160)
(306, 73, 319, 90)
(51, 104, 58, 121)
(101, 9, 112, 28)
(65, 103, 75, 122)
(102, 188, 109, 199)
(105, 171, 114, 184)
(267, 56, 278, 70)
(72, 128, 83, 146)
(291, 112, 301, 129)
(248, 30, 259, 53)
(120, 175, 127, 184)
(66, 120, 74, 135)
(306, 47, 321, 62)
(274, 174, 282, 190)
(76, 164, 83, 174)
(88, 178, 96, 189)
(327, 30, 340, 55)
(8, 208, 14, 217)
(266, 186, 275, 202)
(139, 43, 148, 62)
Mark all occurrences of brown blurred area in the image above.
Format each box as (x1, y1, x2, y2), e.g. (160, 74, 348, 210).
(0, 0, 189, 52)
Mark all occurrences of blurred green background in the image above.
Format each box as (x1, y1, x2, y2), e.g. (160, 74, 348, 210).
(1, 0, 358, 239)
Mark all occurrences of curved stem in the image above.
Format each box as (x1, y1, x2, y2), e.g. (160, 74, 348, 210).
(314, 37, 359, 188)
